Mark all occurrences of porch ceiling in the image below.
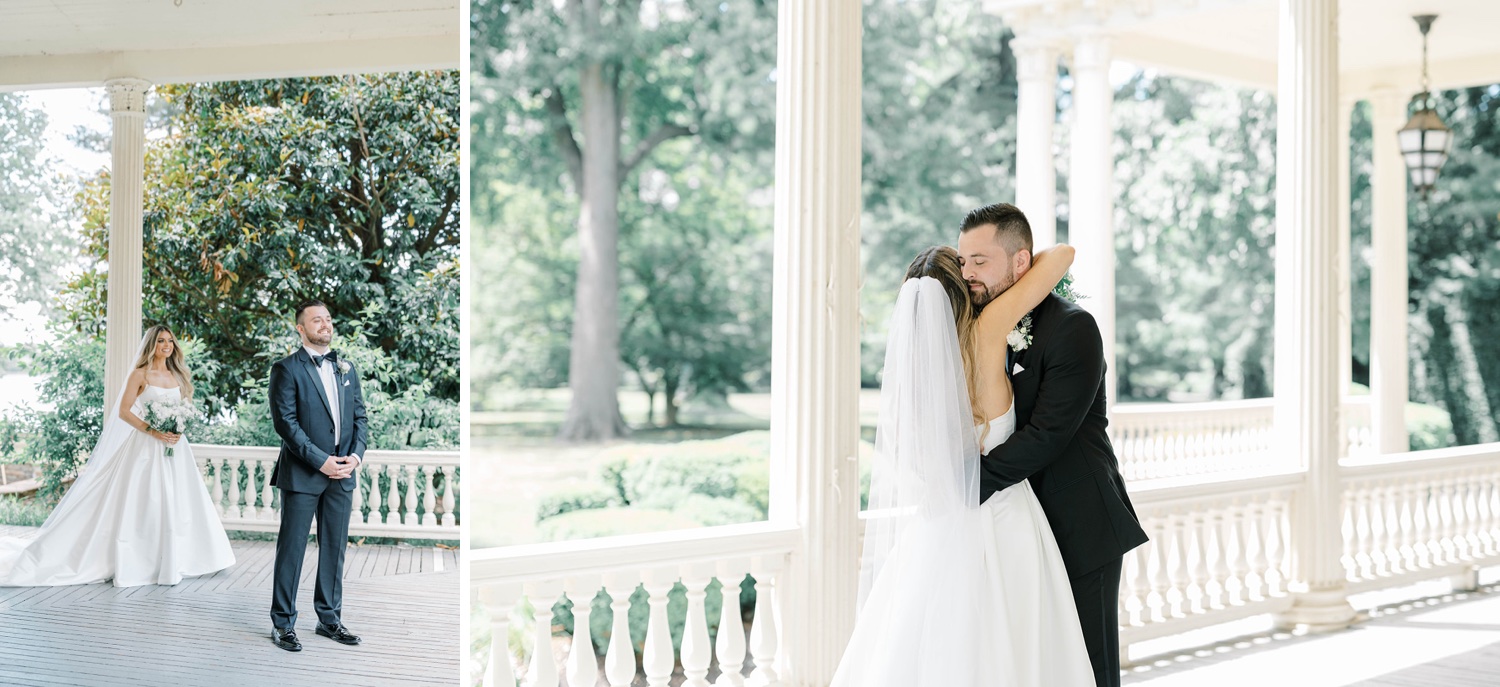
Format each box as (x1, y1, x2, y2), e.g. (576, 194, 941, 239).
(0, 0, 458, 91)
(986, 0, 1500, 96)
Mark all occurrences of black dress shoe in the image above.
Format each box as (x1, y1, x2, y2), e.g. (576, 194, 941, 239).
(272, 627, 302, 652)
(316, 622, 361, 646)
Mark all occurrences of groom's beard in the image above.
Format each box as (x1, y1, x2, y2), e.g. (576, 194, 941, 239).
(306, 330, 333, 347)
(968, 271, 1015, 309)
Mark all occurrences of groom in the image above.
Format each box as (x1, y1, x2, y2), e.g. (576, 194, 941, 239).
(959, 204, 1148, 687)
(267, 300, 367, 652)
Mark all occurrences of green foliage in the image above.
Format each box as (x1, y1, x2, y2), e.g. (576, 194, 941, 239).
(6, 337, 105, 495)
(0, 93, 70, 309)
(602, 431, 769, 513)
(0, 494, 56, 527)
(536, 507, 700, 541)
(1406, 401, 1457, 452)
(533, 485, 623, 524)
(60, 73, 460, 417)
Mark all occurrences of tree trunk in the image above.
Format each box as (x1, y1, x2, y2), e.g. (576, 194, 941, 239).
(558, 6, 628, 442)
(1443, 298, 1499, 443)
(663, 370, 680, 428)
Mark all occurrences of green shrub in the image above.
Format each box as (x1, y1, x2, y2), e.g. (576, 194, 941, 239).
(654, 493, 763, 527)
(7, 337, 105, 495)
(0, 494, 57, 527)
(536, 507, 701, 541)
(1407, 400, 1456, 451)
(534, 485, 623, 524)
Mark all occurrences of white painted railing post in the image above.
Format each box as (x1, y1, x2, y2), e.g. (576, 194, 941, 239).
(680, 565, 714, 687)
(482, 585, 522, 687)
(715, 566, 748, 687)
(603, 577, 638, 687)
(642, 573, 675, 687)
(526, 583, 561, 687)
(564, 577, 600, 687)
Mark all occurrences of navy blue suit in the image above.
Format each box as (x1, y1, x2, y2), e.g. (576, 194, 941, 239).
(268, 348, 368, 630)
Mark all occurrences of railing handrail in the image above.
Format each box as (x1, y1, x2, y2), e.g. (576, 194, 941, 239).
(192, 443, 459, 467)
(471, 521, 801, 584)
(1129, 468, 1306, 505)
(1341, 442, 1500, 479)
(1111, 397, 1277, 416)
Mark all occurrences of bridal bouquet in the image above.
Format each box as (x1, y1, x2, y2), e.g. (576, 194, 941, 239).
(142, 398, 204, 457)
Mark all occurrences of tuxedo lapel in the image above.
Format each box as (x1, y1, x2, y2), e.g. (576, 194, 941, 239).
(296, 350, 335, 421)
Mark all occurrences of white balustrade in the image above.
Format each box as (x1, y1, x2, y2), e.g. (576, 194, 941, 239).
(193, 444, 459, 540)
(1340, 444, 1500, 592)
(1111, 397, 1374, 481)
(1120, 472, 1302, 643)
(473, 523, 796, 687)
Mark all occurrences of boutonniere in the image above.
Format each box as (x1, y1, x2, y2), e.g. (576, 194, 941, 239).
(1009, 272, 1085, 354)
(337, 360, 351, 375)
(1008, 314, 1034, 352)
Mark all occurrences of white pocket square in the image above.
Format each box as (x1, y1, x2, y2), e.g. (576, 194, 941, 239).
(1013, 363, 1026, 375)
(343, 380, 350, 387)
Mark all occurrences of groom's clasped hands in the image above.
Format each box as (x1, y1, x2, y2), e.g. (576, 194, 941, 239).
(319, 455, 360, 479)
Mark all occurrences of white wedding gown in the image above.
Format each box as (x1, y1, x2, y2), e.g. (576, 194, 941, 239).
(0, 384, 235, 587)
(830, 403, 1097, 687)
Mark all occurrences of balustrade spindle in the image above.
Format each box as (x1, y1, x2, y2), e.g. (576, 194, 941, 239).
(422, 467, 438, 527)
(1222, 505, 1247, 605)
(1352, 488, 1373, 580)
(227, 458, 243, 520)
(351, 464, 366, 526)
(747, 569, 780, 687)
(1397, 484, 1418, 571)
(1339, 493, 1357, 583)
(1186, 514, 1209, 614)
(715, 568, 748, 687)
(441, 468, 458, 527)
(642, 577, 675, 687)
(1165, 513, 1188, 618)
(1477, 472, 1496, 557)
(483, 586, 521, 687)
(260, 461, 276, 523)
(1122, 545, 1147, 625)
(680, 571, 714, 687)
(385, 466, 401, 526)
(603, 581, 637, 687)
(402, 468, 420, 525)
(564, 584, 599, 687)
(1204, 511, 1227, 609)
(527, 586, 561, 687)
(1383, 481, 1404, 574)
(1264, 499, 1288, 595)
(1246, 501, 1269, 600)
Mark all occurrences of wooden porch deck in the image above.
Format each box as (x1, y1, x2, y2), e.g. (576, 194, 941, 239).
(1124, 582, 1500, 687)
(0, 525, 459, 687)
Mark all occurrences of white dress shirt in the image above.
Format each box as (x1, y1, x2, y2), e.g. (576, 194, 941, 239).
(304, 345, 341, 450)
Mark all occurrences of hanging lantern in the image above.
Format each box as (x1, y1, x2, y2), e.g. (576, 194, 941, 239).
(1397, 14, 1451, 200)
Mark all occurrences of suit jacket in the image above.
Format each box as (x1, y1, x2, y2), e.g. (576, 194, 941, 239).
(981, 293, 1149, 577)
(268, 348, 369, 494)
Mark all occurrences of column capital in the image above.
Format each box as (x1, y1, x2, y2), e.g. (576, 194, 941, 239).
(1070, 30, 1113, 72)
(1012, 35, 1061, 82)
(106, 78, 151, 115)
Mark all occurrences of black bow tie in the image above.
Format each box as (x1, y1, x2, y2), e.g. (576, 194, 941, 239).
(311, 351, 339, 368)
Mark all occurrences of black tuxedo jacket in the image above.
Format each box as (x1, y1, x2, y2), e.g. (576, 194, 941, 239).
(981, 293, 1149, 577)
(269, 349, 369, 494)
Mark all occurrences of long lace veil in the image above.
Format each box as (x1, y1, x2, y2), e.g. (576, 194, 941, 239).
(39, 332, 156, 529)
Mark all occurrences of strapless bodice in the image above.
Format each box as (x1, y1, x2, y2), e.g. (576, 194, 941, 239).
(977, 403, 1017, 453)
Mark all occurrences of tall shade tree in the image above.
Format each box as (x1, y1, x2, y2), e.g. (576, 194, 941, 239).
(471, 0, 775, 441)
(62, 73, 461, 413)
(0, 93, 69, 309)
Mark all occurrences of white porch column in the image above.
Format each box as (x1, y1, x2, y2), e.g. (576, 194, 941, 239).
(1336, 99, 1353, 402)
(1272, 0, 1356, 631)
(768, 0, 863, 682)
(1370, 89, 1411, 454)
(1013, 36, 1060, 248)
(1067, 32, 1117, 405)
(104, 78, 150, 406)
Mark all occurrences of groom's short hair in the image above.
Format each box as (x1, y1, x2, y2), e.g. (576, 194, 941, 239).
(294, 299, 328, 324)
(960, 203, 1032, 258)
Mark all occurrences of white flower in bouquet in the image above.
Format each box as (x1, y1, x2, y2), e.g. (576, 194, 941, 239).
(142, 398, 205, 457)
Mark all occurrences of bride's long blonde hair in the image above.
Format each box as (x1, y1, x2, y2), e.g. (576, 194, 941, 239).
(903, 246, 984, 430)
(132, 324, 194, 398)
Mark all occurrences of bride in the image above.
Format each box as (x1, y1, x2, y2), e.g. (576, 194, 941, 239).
(830, 244, 1095, 687)
(0, 325, 236, 587)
